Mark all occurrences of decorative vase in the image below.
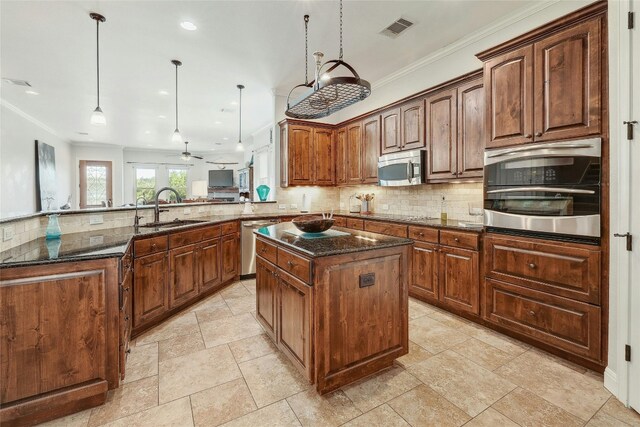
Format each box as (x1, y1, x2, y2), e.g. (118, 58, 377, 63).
(46, 238, 62, 259)
(256, 185, 270, 202)
(45, 214, 62, 240)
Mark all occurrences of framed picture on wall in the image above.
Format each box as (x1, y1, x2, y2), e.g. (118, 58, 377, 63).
(35, 140, 57, 211)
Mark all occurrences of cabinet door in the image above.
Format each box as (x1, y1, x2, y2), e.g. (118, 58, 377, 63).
(277, 270, 313, 379)
(457, 78, 485, 179)
(401, 99, 425, 150)
(534, 18, 601, 142)
(289, 125, 314, 185)
(381, 108, 401, 154)
(426, 88, 458, 180)
(410, 242, 439, 303)
(169, 244, 200, 309)
(335, 127, 347, 185)
(256, 257, 278, 340)
(120, 267, 132, 380)
(221, 233, 239, 283)
(439, 246, 479, 315)
(200, 238, 222, 292)
(346, 122, 363, 184)
(133, 252, 168, 328)
(362, 116, 380, 184)
(279, 124, 289, 187)
(313, 128, 335, 185)
(484, 45, 534, 148)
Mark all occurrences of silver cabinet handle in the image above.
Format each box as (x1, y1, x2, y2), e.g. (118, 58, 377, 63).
(486, 187, 595, 195)
(528, 263, 536, 269)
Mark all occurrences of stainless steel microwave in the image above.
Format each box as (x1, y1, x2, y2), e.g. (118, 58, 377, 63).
(378, 150, 425, 187)
(484, 138, 601, 240)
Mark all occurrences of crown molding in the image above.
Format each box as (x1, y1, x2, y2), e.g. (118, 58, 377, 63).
(0, 98, 63, 139)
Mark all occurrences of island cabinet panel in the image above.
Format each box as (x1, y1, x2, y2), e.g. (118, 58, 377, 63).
(314, 247, 409, 394)
(256, 238, 278, 265)
(485, 278, 601, 361)
(313, 128, 335, 185)
(133, 252, 169, 329)
(256, 257, 278, 340)
(200, 238, 222, 292)
(169, 243, 200, 308)
(400, 99, 425, 151)
(0, 258, 118, 426)
(335, 127, 347, 185)
(533, 18, 601, 142)
(277, 248, 311, 283)
(221, 233, 239, 283)
(457, 78, 485, 178)
(410, 242, 439, 303)
(346, 122, 363, 184)
(426, 88, 458, 180)
(439, 246, 480, 315)
(381, 107, 401, 154)
(362, 116, 380, 184)
(120, 260, 133, 381)
(277, 270, 313, 379)
(288, 125, 314, 185)
(484, 45, 534, 148)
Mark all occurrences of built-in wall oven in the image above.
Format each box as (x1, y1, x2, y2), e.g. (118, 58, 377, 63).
(484, 138, 601, 243)
(377, 149, 425, 186)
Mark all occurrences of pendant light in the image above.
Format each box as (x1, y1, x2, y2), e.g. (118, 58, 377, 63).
(236, 84, 245, 152)
(89, 13, 106, 126)
(285, 0, 371, 120)
(171, 59, 183, 143)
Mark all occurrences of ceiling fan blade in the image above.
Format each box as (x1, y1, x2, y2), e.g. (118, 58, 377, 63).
(206, 161, 240, 165)
(193, 155, 204, 160)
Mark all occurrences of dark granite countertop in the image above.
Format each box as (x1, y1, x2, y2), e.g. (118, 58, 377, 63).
(332, 211, 484, 232)
(254, 223, 413, 258)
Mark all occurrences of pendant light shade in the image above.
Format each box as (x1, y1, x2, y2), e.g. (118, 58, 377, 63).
(285, 2, 370, 120)
(172, 59, 183, 143)
(90, 12, 106, 126)
(236, 84, 245, 152)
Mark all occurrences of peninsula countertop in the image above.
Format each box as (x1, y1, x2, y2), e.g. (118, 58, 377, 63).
(253, 222, 413, 258)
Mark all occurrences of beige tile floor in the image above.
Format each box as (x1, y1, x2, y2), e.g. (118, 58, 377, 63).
(41, 279, 640, 427)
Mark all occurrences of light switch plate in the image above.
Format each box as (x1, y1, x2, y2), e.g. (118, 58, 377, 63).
(89, 215, 104, 225)
(3, 226, 14, 242)
(184, 208, 191, 215)
(278, 204, 287, 210)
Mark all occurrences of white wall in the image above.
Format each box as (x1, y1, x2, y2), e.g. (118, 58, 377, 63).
(71, 144, 124, 208)
(0, 102, 73, 218)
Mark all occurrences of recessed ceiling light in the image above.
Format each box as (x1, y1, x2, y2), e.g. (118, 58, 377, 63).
(180, 21, 197, 31)
(230, 101, 238, 105)
(145, 130, 151, 134)
(210, 148, 216, 151)
(158, 115, 166, 119)
(158, 90, 169, 96)
(222, 137, 229, 140)
(214, 121, 222, 125)
(25, 90, 39, 95)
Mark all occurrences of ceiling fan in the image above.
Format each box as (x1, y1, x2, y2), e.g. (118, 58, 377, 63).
(206, 160, 239, 170)
(179, 141, 202, 161)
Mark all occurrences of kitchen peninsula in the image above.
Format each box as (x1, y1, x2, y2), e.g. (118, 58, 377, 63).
(254, 222, 412, 394)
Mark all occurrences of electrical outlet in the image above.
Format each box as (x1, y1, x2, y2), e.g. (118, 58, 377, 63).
(3, 226, 14, 242)
(89, 215, 104, 225)
(278, 204, 287, 210)
(89, 235, 104, 246)
(290, 203, 298, 209)
(184, 208, 191, 215)
(381, 204, 389, 211)
(198, 207, 205, 213)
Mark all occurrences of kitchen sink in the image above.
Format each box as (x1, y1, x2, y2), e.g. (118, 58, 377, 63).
(139, 219, 207, 228)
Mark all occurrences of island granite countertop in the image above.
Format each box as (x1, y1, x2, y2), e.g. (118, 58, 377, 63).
(254, 222, 413, 258)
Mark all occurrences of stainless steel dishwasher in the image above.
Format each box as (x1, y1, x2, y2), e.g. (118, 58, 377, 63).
(241, 219, 280, 277)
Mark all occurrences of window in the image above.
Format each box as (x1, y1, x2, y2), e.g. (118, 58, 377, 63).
(79, 160, 112, 208)
(168, 168, 187, 201)
(135, 168, 156, 204)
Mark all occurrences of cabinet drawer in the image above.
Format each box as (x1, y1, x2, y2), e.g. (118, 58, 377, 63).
(256, 238, 278, 264)
(333, 216, 347, 227)
(484, 278, 601, 361)
(440, 229, 479, 250)
(364, 220, 408, 238)
(202, 225, 221, 240)
(134, 235, 168, 257)
(221, 221, 238, 235)
(408, 226, 439, 243)
(345, 218, 364, 230)
(485, 234, 600, 303)
(277, 248, 312, 283)
(169, 228, 204, 248)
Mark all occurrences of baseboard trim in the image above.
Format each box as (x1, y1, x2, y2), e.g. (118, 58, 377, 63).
(604, 367, 618, 396)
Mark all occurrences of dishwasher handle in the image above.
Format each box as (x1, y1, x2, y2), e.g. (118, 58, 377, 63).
(242, 220, 280, 228)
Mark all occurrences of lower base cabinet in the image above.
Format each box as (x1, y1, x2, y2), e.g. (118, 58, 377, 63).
(133, 252, 169, 329)
(256, 257, 278, 340)
(169, 243, 200, 308)
(200, 238, 222, 292)
(221, 233, 239, 283)
(410, 242, 439, 302)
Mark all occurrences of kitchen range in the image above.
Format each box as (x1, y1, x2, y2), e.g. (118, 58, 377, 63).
(1, 1, 639, 426)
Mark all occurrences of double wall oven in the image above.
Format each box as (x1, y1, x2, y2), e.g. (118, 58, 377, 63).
(484, 138, 601, 243)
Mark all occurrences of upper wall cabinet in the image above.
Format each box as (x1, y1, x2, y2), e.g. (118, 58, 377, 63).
(335, 127, 347, 185)
(279, 121, 335, 187)
(457, 78, 485, 178)
(426, 88, 457, 180)
(380, 99, 425, 155)
(479, 9, 604, 149)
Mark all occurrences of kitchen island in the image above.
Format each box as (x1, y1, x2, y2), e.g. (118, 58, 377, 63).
(254, 223, 412, 394)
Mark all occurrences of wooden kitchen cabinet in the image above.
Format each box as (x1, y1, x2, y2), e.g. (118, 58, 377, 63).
(456, 78, 485, 178)
(199, 238, 222, 292)
(279, 120, 335, 187)
(346, 121, 363, 184)
(119, 249, 133, 381)
(256, 257, 278, 340)
(335, 127, 347, 185)
(410, 242, 439, 303)
(221, 233, 239, 283)
(288, 124, 314, 185)
(362, 116, 380, 184)
(381, 107, 401, 154)
(426, 88, 458, 180)
(439, 246, 480, 315)
(400, 98, 425, 151)
(313, 127, 335, 185)
(168, 243, 200, 308)
(133, 251, 169, 329)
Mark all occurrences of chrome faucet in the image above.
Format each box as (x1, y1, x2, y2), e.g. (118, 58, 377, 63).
(153, 187, 181, 223)
(134, 197, 146, 228)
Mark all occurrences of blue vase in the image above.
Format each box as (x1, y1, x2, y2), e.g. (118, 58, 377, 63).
(45, 214, 62, 240)
(256, 185, 270, 202)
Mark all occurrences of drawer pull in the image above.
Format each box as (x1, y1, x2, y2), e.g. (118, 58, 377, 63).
(528, 310, 536, 317)
(260, 247, 267, 253)
(528, 263, 536, 269)
(535, 131, 542, 137)
(287, 260, 295, 268)
(418, 232, 424, 237)
(525, 134, 532, 138)
(151, 243, 157, 249)
(125, 316, 130, 321)
(454, 237, 460, 242)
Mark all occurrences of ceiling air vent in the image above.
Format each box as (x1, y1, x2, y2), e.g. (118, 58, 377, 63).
(2, 78, 32, 87)
(380, 17, 414, 38)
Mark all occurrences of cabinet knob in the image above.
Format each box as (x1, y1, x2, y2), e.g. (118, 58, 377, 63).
(452, 172, 457, 176)
(260, 247, 267, 253)
(287, 260, 294, 268)
(125, 316, 129, 321)
(418, 232, 424, 237)
(528, 310, 536, 317)
(454, 237, 460, 242)
(125, 348, 131, 354)
(124, 287, 130, 292)
(528, 263, 536, 269)
(151, 243, 157, 249)
(535, 132, 542, 137)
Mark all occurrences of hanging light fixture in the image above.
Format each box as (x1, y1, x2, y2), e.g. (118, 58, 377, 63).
(236, 84, 245, 152)
(285, 1, 371, 120)
(171, 59, 183, 143)
(89, 12, 106, 126)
